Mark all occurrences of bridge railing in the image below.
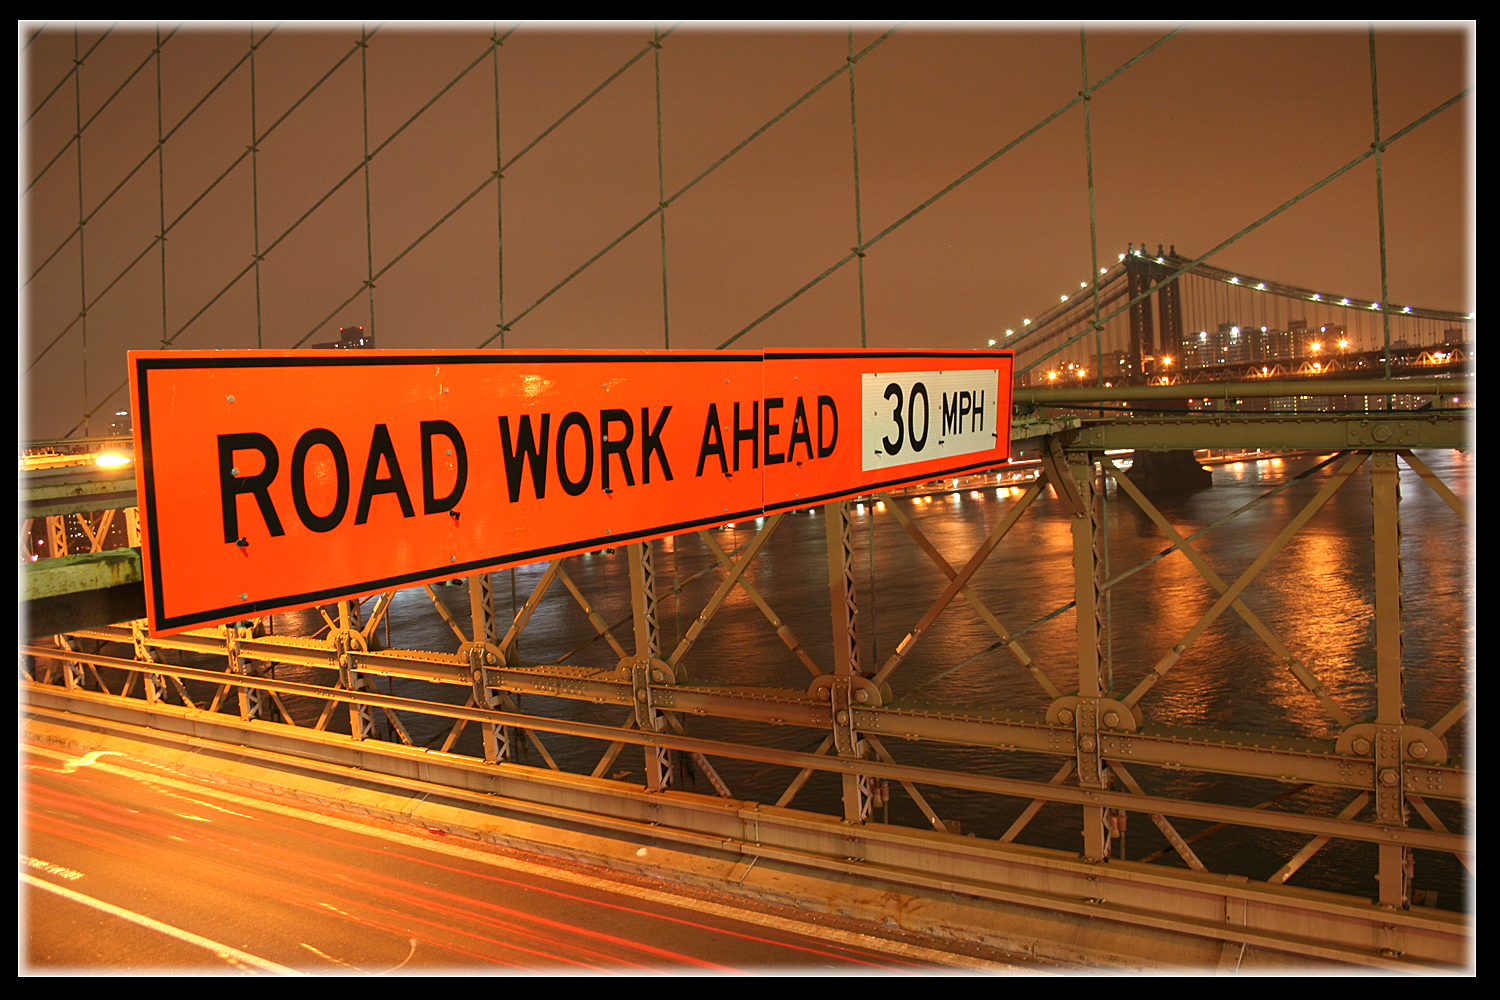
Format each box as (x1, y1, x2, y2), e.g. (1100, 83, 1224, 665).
(23, 412, 1473, 969)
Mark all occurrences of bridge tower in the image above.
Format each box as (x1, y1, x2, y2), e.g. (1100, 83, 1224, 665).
(1124, 245, 1184, 384)
(1125, 246, 1209, 490)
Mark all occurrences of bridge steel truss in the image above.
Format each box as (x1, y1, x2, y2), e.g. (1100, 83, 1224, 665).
(22, 409, 1472, 971)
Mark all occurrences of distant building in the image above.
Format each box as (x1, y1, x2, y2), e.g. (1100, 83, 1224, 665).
(311, 325, 374, 350)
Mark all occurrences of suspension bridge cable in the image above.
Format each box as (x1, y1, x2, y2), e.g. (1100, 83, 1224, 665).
(361, 23, 377, 344)
(23, 26, 179, 196)
(654, 23, 671, 350)
(1369, 25, 1393, 382)
(73, 27, 88, 435)
(25, 22, 358, 374)
(717, 24, 1184, 350)
(20, 21, 50, 54)
(1080, 24, 1104, 389)
(849, 25, 869, 349)
(475, 24, 895, 349)
(250, 25, 264, 348)
(492, 22, 507, 348)
(21, 22, 114, 129)
(302, 24, 658, 350)
(41, 20, 510, 375)
(155, 23, 167, 349)
(24, 24, 271, 289)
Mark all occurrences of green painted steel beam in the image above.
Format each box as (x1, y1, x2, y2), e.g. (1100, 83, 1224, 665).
(20, 547, 146, 638)
(20, 465, 138, 516)
(20, 547, 143, 601)
(1065, 413, 1472, 452)
(1013, 376, 1473, 405)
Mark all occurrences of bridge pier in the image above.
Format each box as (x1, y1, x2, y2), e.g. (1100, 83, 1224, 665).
(1126, 449, 1213, 491)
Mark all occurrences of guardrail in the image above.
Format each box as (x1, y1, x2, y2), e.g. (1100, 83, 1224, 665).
(21, 410, 1474, 969)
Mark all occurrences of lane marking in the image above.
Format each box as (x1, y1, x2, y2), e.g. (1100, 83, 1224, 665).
(23, 873, 303, 975)
(20, 855, 83, 881)
(23, 743, 1037, 972)
(60, 750, 121, 774)
(300, 937, 420, 977)
(299, 942, 363, 973)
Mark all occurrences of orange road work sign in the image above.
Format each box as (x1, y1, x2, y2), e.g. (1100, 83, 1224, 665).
(130, 349, 1013, 635)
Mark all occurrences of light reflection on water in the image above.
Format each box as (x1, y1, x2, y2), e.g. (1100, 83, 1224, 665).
(261, 449, 1471, 911)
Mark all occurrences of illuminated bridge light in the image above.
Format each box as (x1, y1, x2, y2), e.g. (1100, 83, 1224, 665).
(1100, 267, 1108, 274)
(1023, 318, 1031, 325)
(1370, 302, 1380, 309)
(1256, 282, 1266, 290)
(1402, 306, 1412, 313)
(1312, 293, 1321, 301)
(1080, 281, 1088, 289)
(1005, 329, 1014, 336)
(1340, 297, 1351, 305)
(1061, 294, 1069, 302)
(987, 339, 996, 346)
(1230, 276, 1240, 284)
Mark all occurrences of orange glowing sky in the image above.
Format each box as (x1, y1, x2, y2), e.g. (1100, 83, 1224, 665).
(20, 21, 1474, 439)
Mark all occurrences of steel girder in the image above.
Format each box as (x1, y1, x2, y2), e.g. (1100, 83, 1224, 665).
(25, 432, 1474, 968)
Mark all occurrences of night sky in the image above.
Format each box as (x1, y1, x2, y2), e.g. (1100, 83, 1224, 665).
(19, 21, 1474, 440)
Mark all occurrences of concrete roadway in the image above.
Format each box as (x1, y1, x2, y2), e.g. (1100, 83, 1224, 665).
(21, 741, 1031, 975)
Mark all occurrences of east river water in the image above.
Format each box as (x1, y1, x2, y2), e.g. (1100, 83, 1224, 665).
(246, 449, 1474, 912)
